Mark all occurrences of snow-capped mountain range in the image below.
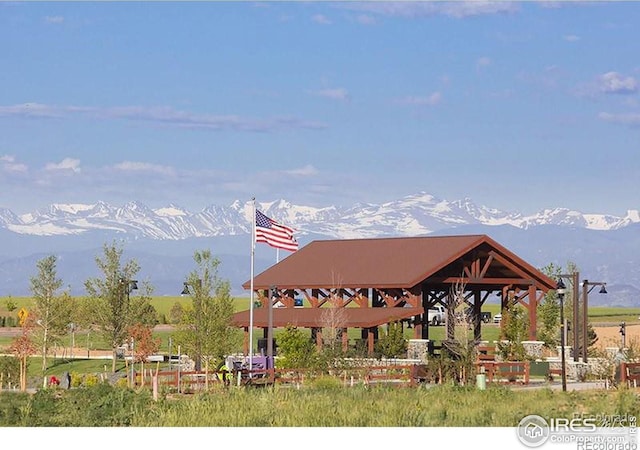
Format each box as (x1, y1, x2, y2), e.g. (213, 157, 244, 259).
(1, 192, 639, 304)
(1, 192, 638, 240)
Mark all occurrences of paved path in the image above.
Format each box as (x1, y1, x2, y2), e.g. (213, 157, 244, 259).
(511, 380, 611, 391)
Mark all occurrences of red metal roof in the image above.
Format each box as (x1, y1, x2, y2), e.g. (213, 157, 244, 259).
(232, 306, 423, 329)
(243, 234, 556, 291)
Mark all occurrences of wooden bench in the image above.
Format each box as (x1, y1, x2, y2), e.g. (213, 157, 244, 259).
(477, 345, 496, 362)
(477, 361, 530, 385)
(547, 367, 562, 381)
(620, 362, 640, 388)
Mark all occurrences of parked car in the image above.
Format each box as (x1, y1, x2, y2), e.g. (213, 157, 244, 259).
(428, 305, 446, 326)
(493, 313, 502, 324)
(458, 308, 492, 324)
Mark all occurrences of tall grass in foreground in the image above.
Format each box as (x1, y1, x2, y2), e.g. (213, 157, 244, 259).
(135, 384, 640, 427)
(2, 383, 638, 427)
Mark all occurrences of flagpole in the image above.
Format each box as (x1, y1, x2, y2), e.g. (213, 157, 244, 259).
(249, 197, 256, 374)
(276, 248, 280, 264)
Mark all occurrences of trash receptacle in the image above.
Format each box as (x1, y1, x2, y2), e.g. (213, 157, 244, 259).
(476, 373, 486, 390)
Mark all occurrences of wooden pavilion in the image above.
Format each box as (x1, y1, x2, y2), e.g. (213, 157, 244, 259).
(235, 234, 557, 355)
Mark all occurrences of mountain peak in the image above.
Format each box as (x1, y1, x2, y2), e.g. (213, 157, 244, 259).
(0, 194, 637, 239)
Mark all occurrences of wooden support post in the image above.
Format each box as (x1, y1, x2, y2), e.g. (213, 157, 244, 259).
(473, 290, 482, 341)
(367, 328, 375, 355)
(342, 328, 348, 352)
(528, 285, 537, 340)
(316, 328, 323, 351)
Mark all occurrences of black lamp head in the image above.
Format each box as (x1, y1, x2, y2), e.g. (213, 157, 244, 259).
(599, 284, 607, 294)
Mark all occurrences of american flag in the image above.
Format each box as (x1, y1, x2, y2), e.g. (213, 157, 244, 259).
(255, 210, 298, 252)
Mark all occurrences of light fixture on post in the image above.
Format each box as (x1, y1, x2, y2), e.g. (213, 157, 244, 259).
(181, 279, 202, 295)
(179, 278, 203, 371)
(556, 278, 568, 392)
(581, 279, 607, 363)
(119, 276, 138, 387)
(557, 272, 580, 362)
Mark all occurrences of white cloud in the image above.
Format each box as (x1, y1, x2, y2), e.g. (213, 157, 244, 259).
(356, 14, 377, 25)
(599, 112, 640, 127)
(45, 158, 81, 173)
(396, 92, 442, 106)
(598, 72, 638, 95)
(0, 103, 62, 118)
(476, 56, 492, 71)
(340, 2, 518, 19)
(0, 103, 327, 132)
(0, 154, 28, 173)
(284, 165, 319, 177)
(44, 16, 64, 24)
(312, 14, 332, 25)
(563, 34, 580, 42)
(311, 88, 350, 101)
(113, 161, 176, 176)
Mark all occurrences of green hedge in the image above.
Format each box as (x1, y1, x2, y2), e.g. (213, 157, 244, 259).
(0, 357, 20, 389)
(0, 316, 17, 327)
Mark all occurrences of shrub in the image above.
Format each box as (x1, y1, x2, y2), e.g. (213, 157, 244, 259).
(70, 371, 84, 388)
(0, 356, 20, 388)
(83, 373, 99, 387)
(308, 374, 342, 390)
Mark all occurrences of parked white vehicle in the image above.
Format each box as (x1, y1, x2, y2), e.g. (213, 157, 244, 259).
(493, 313, 502, 324)
(428, 305, 446, 326)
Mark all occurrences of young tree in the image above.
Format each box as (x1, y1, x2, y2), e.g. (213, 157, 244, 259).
(277, 325, 316, 369)
(9, 316, 37, 392)
(127, 323, 161, 387)
(174, 250, 241, 371)
(443, 278, 479, 384)
(538, 263, 563, 348)
(375, 321, 407, 358)
(4, 296, 17, 313)
(169, 301, 185, 324)
(29, 255, 74, 374)
(498, 304, 529, 361)
(84, 241, 157, 372)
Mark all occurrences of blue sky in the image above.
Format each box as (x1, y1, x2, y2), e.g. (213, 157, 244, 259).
(1, 1, 639, 216)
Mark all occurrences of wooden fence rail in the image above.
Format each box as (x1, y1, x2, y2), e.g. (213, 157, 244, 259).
(476, 361, 530, 385)
(134, 364, 419, 392)
(620, 362, 640, 387)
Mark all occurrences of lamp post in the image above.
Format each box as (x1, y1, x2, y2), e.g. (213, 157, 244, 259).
(557, 272, 580, 362)
(581, 280, 607, 363)
(119, 276, 138, 386)
(181, 279, 203, 371)
(556, 279, 568, 392)
(557, 273, 606, 363)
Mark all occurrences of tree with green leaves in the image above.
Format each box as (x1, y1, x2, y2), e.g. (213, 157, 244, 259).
(84, 241, 157, 372)
(538, 262, 563, 348)
(277, 325, 316, 369)
(30, 255, 74, 374)
(174, 250, 241, 372)
(498, 304, 529, 361)
(375, 321, 407, 358)
(127, 323, 161, 387)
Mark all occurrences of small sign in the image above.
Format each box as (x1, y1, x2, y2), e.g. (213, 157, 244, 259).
(17, 307, 28, 326)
